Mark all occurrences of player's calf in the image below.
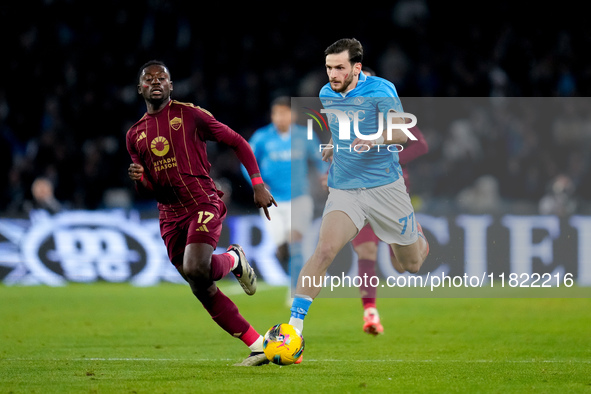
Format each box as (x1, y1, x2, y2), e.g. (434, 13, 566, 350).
(389, 247, 405, 273)
(402, 259, 422, 273)
(390, 244, 423, 273)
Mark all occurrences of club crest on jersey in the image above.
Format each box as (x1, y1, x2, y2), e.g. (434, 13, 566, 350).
(170, 117, 182, 131)
(151, 136, 170, 157)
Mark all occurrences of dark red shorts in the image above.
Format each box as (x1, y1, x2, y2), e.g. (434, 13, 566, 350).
(159, 199, 227, 265)
(351, 223, 380, 247)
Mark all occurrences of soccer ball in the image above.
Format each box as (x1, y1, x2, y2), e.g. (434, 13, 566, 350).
(263, 323, 305, 365)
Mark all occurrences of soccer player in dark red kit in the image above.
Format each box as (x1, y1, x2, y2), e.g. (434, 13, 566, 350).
(126, 60, 276, 366)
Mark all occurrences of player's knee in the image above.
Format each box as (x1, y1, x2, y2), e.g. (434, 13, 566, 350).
(315, 242, 340, 264)
(291, 230, 303, 243)
(183, 256, 211, 281)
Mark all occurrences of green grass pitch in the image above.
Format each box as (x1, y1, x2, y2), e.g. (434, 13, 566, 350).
(1, 282, 590, 393)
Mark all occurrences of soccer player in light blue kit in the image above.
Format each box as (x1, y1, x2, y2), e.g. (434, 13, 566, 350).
(287, 39, 429, 359)
(246, 96, 327, 295)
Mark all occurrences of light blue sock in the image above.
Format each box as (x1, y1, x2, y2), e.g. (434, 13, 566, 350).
(289, 295, 312, 333)
(290, 295, 313, 319)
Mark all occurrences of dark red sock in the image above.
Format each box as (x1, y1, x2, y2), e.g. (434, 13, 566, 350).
(358, 259, 377, 309)
(209, 252, 234, 281)
(200, 288, 251, 339)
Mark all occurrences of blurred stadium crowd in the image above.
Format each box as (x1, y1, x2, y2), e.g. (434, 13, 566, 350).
(1, 1, 589, 216)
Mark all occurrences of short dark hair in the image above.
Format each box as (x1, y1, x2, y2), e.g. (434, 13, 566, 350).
(137, 60, 170, 83)
(271, 96, 291, 109)
(324, 38, 363, 64)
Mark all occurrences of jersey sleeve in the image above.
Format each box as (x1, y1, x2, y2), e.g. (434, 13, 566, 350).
(194, 107, 262, 178)
(398, 125, 428, 165)
(125, 130, 141, 164)
(241, 129, 265, 181)
(375, 82, 403, 114)
(125, 128, 155, 196)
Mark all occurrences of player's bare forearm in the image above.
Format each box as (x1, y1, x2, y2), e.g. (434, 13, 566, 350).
(322, 138, 334, 162)
(383, 130, 409, 145)
(382, 115, 408, 145)
(352, 115, 410, 150)
(352, 134, 407, 150)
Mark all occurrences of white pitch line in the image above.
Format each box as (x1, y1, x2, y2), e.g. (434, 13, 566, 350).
(2, 357, 589, 364)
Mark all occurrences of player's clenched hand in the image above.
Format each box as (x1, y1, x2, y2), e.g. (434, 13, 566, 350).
(128, 163, 144, 182)
(253, 183, 277, 221)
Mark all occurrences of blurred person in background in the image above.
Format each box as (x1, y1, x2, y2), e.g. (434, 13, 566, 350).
(245, 96, 327, 300)
(23, 177, 63, 214)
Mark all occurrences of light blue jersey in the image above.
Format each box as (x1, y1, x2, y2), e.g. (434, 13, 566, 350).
(320, 72, 404, 190)
(245, 123, 326, 202)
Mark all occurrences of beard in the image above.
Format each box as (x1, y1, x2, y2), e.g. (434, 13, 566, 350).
(330, 72, 355, 93)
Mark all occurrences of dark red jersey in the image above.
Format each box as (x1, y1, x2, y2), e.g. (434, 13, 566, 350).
(126, 100, 260, 219)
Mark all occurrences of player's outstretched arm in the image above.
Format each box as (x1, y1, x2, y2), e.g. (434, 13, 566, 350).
(201, 113, 278, 218)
